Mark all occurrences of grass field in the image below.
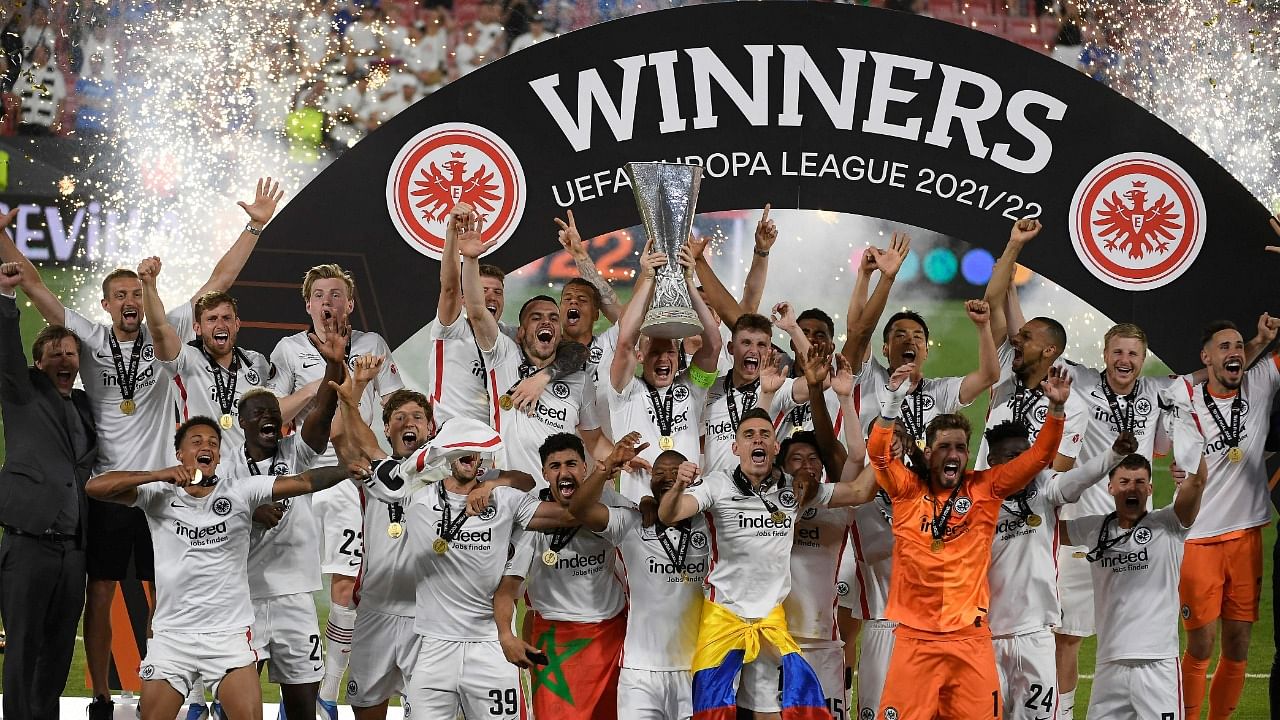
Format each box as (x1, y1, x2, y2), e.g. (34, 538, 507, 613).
(0, 277, 1272, 716)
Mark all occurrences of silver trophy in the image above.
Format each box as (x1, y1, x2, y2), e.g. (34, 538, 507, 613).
(625, 162, 705, 339)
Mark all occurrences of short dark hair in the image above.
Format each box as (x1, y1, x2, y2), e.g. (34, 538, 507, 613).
(174, 416, 222, 451)
(382, 389, 432, 425)
(732, 313, 772, 338)
(194, 291, 239, 320)
(519, 295, 558, 323)
(101, 268, 139, 298)
(778, 430, 820, 467)
(983, 420, 1029, 450)
(562, 278, 602, 309)
(882, 310, 929, 342)
(924, 413, 970, 447)
(32, 325, 80, 362)
(654, 449, 687, 465)
(736, 407, 774, 435)
(797, 308, 835, 336)
(539, 432, 585, 464)
(479, 264, 506, 282)
(1109, 453, 1152, 478)
(1030, 316, 1067, 356)
(1200, 320, 1240, 348)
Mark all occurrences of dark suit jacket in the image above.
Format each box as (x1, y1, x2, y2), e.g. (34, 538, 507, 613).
(0, 294, 97, 537)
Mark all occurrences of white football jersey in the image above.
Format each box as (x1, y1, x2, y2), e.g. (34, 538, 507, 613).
(976, 342, 1087, 469)
(1174, 358, 1279, 540)
(168, 343, 273, 462)
(851, 357, 966, 441)
(1064, 507, 1189, 663)
(505, 520, 625, 623)
(987, 450, 1118, 636)
(847, 492, 894, 620)
(608, 371, 712, 502)
(266, 328, 403, 467)
(222, 435, 322, 599)
(772, 386, 844, 443)
(1060, 364, 1174, 520)
(701, 375, 797, 473)
(686, 469, 835, 620)
(356, 483, 419, 617)
(409, 484, 540, 639)
(599, 507, 710, 671)
(486, 334, 599, 481)
(585, 325, 620, 439)
(427, 315, 496, 427)
(785, 502, 853, 641)
(64, 304, 195, 473)
(133, 475, 275, 633)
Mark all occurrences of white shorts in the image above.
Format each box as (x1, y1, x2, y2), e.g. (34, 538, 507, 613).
(315, 481, 363, 577)
(348, 609, 421, 708)
(1086, 658, 1182, 720)
(735, 639, 782, 713)
(1055, 545, 1095, 637)
(251, 593, 323, 685)
(138, 628, 257, 699)
(856, 619, 896, 719)
(406, 636, 524, 720)
(617, 667, 692, 720)
(836, 543, 863, 613)
(798, 639, 850, 720)
(994, 628, 1058, 720)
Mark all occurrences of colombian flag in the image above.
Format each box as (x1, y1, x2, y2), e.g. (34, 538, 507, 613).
(690, 599, 829, 720)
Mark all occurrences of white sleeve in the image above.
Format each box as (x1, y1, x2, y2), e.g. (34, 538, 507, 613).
(1046, 449, 1122, 506)
(1155, 506, 1192, 536)
(163, 342, 197, 373)
(598, 506, 639, 546)
(770, 377, 799, 417)
(266, 339, 296, 396)
(132, 483, 159, 512)
(508, 489, 541, 528)
(686, 474, 719, 513)
(577, 372, 600, 432)
(62, 307, 97, 340)
(244, 475, 278, 508)
(504, 531, 538, 579)
(934, 375, 968, 412)
(370, 333, 405, 398)
(167, 302, 196, 343)
(1159, 377, 1206, 474)
(483, 333, 517, 369)
(1063, 513, 1103, 549)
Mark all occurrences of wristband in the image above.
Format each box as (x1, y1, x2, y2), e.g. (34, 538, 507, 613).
(754, 249, 770, 258)
(879, 381, 912, 419)
(244, 223, 263, 236)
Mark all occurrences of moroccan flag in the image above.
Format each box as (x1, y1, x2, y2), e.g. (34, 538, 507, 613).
(690, 599, 828, 720)
(529, 611, 625, 719)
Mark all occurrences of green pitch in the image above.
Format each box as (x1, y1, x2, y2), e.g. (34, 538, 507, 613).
(0, 276, 1270, 716)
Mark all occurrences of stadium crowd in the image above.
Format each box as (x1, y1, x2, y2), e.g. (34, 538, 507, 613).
(0, 175, 1278, 720)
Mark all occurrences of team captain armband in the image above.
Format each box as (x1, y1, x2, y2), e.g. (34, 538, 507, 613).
(689, 363, 718, 389)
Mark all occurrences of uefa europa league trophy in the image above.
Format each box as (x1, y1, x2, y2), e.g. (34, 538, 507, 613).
(625, 162, 705, 339)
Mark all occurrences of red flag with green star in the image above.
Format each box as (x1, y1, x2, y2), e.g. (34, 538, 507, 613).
(529, 612, 626, 719)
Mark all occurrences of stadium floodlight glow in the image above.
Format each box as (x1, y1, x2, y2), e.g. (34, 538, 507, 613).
(961, 248, 995, 286)
(923, 248, 958, 285)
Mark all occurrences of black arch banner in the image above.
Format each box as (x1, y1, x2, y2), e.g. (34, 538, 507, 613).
(241, 2, 1273, 370)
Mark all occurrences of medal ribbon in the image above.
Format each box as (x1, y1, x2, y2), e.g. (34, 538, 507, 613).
(107, 328, 144, 406)
(1010, 378, 1044, 430)
(197, 342, 241, 418)
(436, 481, 469, 542)
(501, 350, 543, 402)
(1201, 384, 1243, 450)
(930, 482, 964, 544)
(732, 467, 782, 518)
(644, 380, 676, 437)
(897, 382, 926, 445)
(244, 446, 281, 476)
(388, 501, 404, 529)
(1099, 371, 1137, 435)
(1084, 512, 1139, 563)
(548, 524, 580, 554)
(788, 403, 811, 432)
(655, 520, 692, 571)
(723, 375, 759, 434)
(1002, 485, 1036, 521)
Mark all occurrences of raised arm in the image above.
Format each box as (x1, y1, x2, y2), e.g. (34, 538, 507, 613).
(458, 212, 500, 351)
(983, 219, 1040, 346)
(193, 177, 283, 301)
(557, 210, 622, 324)
(831, 354, 867, 478)
(299, 319, 349, 454)
(567, 433, 644, 531)
(329, 354, 388, 468)
(800, 342, 847, 478)
(772, 301, 810, 370)
(137, 256, 180, 362)
(841, 233, 909, 369)
(657, 460, 703, 525)
(991, 366, 1070, 497)
(682, 242, 723, 372)
(611, 242, 661, 392)
(437, 202, 471, 326)
(689, 235, 744, 328)
(1051, 431, 1136, 505)
(1172, 455, 1208, 528)
(1243, 312, 1279, 368)
(87, 466, 195, 506)
(271, 465, 353, 500)
(739, 204, 775, 313)
(0, 209, 67, 325)
(0, 264, 34, 404)
(958, 300, 1000, 405)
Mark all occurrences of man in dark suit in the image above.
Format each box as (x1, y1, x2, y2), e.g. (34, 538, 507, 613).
(0, 260, 97, 720)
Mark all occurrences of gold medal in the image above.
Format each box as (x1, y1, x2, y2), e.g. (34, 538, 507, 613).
(916, 438, 926, 450)
(119, 399, 136, 415)
(431, 536, 447, 553)
(930, 538, 944, 553)
(1026, 514, 1042, 528)
(387, 522, 403, 540)
(542, 549, 559, 566)
(1072, 551, 1087, 559)
(1227, 446, 1243, 463)
(659, 435, 674, 451)
(219, 413, 234, 430)
(770, 510, 786, 524)
(499, 394, 514, 411)
(190, 468, 203, 486)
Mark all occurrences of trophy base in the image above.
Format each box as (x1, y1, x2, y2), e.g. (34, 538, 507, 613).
(641, 308, 704, 340)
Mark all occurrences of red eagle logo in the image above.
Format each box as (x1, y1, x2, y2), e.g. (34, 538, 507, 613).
(1092, 181, 1184, 260)
(410, 151, 501, 223)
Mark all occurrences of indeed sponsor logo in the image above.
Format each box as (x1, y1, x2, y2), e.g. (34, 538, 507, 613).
(1100, 548, 1147, 568)
(707, 420, 736, 436)
(738, 512, 791, 529)
(556, 551, 607, 569)
(434, 523, 493, 544)
(535, 401, 568, 423)
(173, 519, 227, 541)
(648, 557, 707, 576)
